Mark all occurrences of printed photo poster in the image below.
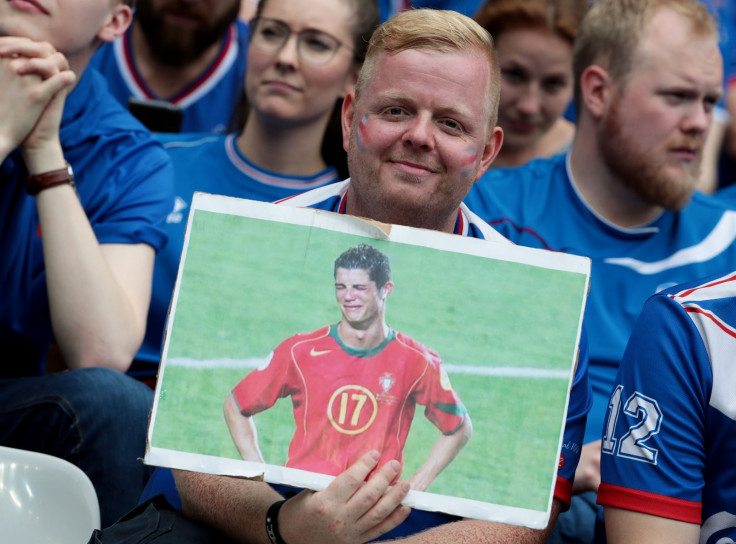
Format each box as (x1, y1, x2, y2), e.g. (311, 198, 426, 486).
(146, 192, 591, 529)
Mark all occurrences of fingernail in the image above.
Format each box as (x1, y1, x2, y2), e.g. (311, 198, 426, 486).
(400, 482, 410, 493)
(369, 450, 380, 461)
(389, 460, 400, 472)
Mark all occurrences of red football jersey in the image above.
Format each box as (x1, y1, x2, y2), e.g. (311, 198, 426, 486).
(232, 324, 466, 477)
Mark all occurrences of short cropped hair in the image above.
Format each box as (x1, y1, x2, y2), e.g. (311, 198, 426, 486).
(355, 8, 501, 128)
(334, 244, 392, 289)
(572, 0, 717, 112)
(474, 0, 588, 46)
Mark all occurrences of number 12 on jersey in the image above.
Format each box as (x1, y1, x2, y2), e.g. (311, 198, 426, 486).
(602, 385, 663, 465)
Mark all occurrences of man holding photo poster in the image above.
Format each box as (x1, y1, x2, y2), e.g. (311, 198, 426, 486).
(172, 8, 590, 544)
(225, 243, 472, 491)
(101, 7, 591, 544)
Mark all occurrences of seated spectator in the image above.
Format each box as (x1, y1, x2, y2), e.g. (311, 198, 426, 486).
(90, 8, 591, 543)
(474, 0, 588, 168)
(89, 0, 248, 133)
(0, 0, 175, 528)
(131, 0, 380, 381)
(464, 0, 733, 542)
(598, 270, 736, 544)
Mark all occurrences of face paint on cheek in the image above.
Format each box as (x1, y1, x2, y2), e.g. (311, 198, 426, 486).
(354, 115, 371, 152)
(459, 144, 480, 178)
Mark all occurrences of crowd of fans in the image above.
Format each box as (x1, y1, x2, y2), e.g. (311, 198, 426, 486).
(2, 0, 734, 543)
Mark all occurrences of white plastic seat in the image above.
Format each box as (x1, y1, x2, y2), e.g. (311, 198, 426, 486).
(0, 446, 100, 544)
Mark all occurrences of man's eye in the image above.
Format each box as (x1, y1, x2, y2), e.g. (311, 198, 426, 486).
(384, 107, 404, 116)
(665, 91, 693, 104)
(439, 118, 463, 133)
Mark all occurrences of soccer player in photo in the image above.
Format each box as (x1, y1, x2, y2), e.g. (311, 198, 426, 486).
(224, 243, 472, 492)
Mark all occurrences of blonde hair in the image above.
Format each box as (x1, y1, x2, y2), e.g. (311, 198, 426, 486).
(572, 0, 717, 112)
(356, 8, 501, 127)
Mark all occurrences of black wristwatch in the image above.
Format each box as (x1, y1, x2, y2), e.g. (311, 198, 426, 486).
(26, 162, 76, 195)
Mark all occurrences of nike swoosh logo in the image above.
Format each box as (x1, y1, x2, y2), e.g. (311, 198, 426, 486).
(310, 348, 332, 356)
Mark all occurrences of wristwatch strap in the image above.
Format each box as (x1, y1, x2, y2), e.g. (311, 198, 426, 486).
(26, 162, 75, 195)
(265, 499, 289, 544)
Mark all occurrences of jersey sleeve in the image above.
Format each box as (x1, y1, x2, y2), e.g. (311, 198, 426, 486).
(414, 350, 467, 435)
(231, 337, 299, 416)
(555, 326, 592, 509)
(597, 293, 710, 524)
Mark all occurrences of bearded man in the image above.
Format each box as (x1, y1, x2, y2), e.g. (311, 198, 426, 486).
(89, 0, 248, 133)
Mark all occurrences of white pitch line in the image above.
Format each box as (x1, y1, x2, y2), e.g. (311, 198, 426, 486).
(165, 357, 570, 379)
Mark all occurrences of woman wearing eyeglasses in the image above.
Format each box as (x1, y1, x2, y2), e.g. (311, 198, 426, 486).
(129, 0, 380, 381)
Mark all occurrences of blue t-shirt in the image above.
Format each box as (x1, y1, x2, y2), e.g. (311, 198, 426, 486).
(89, 20, 249, 134)
(464, 153, 736, 444)
(598, 271, 736, 543)
(134, 133, 341, 374)
(0, 67, 175, 376)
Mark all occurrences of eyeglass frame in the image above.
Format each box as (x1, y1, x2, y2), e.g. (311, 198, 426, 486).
(249, 17, 356, 65)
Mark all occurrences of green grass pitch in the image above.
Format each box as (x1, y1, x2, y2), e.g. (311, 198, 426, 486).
(151, 208, 587, 513)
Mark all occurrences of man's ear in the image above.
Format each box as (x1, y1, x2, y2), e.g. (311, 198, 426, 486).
(580, 65, 613, 120)
(380, 281, 394, 299)
(475, 125, 504, 181)
(97, 3, 133, 44)
(341, 91, 356, 154)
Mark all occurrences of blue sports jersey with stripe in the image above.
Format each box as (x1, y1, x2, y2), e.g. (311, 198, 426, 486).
(598, 271, 736, 543)
(464, 152, 736, 445)
(89, 20, 249, 134)
(1, 68, 174, 375)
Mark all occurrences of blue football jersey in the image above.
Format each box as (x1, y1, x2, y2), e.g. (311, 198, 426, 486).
(89, 20, 249, 134)
(465, 153, 736, 444)
(598, 271, 736, 542)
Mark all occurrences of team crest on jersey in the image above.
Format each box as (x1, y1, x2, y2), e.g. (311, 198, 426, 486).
(166, 196, 188, 224)
(376, 373, 399, 405)
(379, 373, 395, 394)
